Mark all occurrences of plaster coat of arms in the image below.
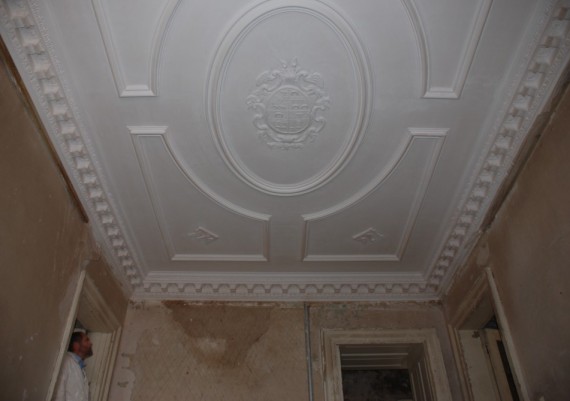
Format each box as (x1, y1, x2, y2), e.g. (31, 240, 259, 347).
(246, 59, 330, 149)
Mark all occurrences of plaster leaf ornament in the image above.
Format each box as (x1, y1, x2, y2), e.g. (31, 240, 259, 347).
(188, 227, 219, 244)
(246, 58, 330, 149)
(352, 228, 383, 245)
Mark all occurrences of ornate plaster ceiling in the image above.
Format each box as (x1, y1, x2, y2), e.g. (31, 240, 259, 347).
(2, 0, 569, 301)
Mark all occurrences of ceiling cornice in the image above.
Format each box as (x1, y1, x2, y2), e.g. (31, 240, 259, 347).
(1, 0, 569, 301)
(0, 0, 140, 293)
(431, 0, 570, 296)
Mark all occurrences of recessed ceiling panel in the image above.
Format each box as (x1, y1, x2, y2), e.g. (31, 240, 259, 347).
(132, 130, 269, 263)
(304, 132, 445, 263)
(92, 0, 180, 96)
(410, 0, 493, 98)
(2, 0, 566, 300)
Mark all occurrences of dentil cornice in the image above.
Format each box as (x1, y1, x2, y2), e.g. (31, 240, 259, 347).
(1, 0, 569, 301)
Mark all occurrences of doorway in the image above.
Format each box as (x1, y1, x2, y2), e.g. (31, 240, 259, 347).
(49, 270, 122, 401)
(322, 329, 453, 401)
(447, 268, 526, 401)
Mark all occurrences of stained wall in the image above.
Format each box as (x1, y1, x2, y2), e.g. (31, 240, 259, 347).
(108, 87, 570, 401)
(108, 301, 462, 401)
(0, 45, 127, 401)
(444, 86, 570, 400)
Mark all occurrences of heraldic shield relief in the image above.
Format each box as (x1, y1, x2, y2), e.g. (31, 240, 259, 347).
(246, 59, 330, 149)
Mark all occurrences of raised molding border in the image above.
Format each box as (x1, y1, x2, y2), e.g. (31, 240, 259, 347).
(1, 0, 568, 301)
(302, 128, 447, 262)
(129, 126, 270, 262)
(91, 0, 181, 97)
(134, 271, 432, 301)
(207, 0, 371, 196)
(402, 0, 492, 99)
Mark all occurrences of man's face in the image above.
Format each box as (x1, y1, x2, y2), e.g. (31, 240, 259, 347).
(75, 333, 93, 360)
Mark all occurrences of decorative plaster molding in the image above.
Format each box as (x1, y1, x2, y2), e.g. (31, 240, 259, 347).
(441, 0, 492, 99)
(402, 0, 492, 99)
(133, 272, 432, 301)
(303, 129, 448, 221)
(401, 0, 428, 96)
(302, 128, 447, 262)
(91, 0, 180, 97)
(352, 228, 383, 245)
(129, 128, 270, 262)
(430, 0, 570, 295)
(0, 0, 141, 291)
(208, 0, 371, 196)
(2, 0, 568, 301)
(128, 127, 270, 221)
(187, 227, 219, 244)
(171, 254, 268, 262)
(246, 58, 330, 149)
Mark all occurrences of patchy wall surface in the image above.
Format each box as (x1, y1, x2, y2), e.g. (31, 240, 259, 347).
(445, 86, 570, 401)
(109, 302, 308, 401)
(0, 47, 127, 401)
(109, 301, 461, 401)
(0, 46, 89, 401)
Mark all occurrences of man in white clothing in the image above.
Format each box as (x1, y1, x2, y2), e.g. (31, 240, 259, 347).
(53, 330, 93, 401)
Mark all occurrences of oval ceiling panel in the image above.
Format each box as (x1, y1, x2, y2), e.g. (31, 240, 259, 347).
(208, 0, 371, 196)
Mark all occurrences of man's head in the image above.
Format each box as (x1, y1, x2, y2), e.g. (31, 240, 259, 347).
(68, 331, 93, 360)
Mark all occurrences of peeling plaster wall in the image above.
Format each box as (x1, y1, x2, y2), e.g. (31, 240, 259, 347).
(444, 86, 570, 401)
(109, 302, 308, 401)
(109, 301, 461, 401)
(0, 49, 126, 401)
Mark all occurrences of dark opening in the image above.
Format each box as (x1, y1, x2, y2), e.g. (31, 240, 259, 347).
(485, 316, 520, 401)
(341, 369, 414, 401)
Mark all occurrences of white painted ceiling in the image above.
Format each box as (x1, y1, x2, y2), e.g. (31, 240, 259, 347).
(2, 0, 569, 300)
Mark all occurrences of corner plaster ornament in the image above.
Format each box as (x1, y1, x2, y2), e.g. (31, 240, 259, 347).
(352, 228, 383, 245)
(188, 227, 219, 244)
(246, 59, 330, 149)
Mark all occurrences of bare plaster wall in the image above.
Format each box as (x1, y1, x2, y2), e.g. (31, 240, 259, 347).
(0, 47, 127, 401)
(85, 258, 129, 325)
(109, 301, 461, 401)
(109, 302, 309, 401)
(444, 86, 570, 401)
